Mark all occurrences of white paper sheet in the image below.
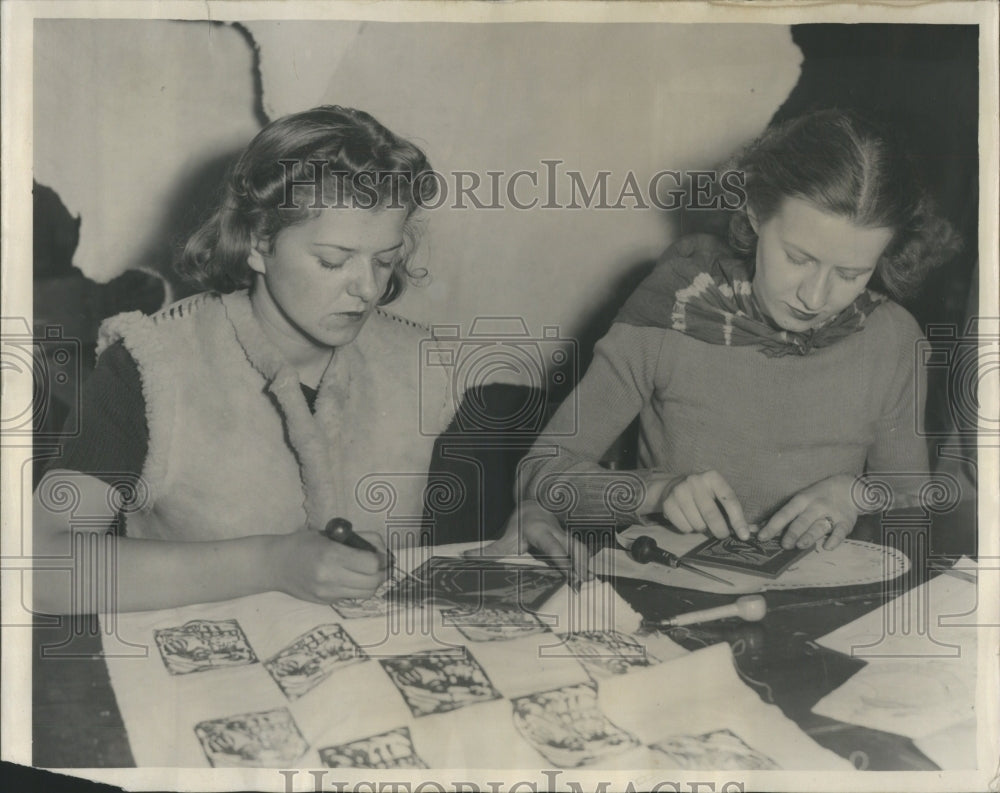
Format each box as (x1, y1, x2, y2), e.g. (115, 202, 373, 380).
(914, 719, 977, 770)
(816, 558, 979, 659)
(591, 525, 909, 593)
(812, 561, 979, 751)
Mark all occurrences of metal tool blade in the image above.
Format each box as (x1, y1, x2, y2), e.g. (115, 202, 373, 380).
(676, 559, 735, 586)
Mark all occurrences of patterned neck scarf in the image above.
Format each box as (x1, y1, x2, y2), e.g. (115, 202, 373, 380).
(615, 234, 886, 357)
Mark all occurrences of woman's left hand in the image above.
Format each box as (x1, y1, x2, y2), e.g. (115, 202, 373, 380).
(757, 474, 859, 550)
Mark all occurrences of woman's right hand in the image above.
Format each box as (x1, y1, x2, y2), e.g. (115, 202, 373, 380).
(464, 499, 593, 589)
(650, 471, 750, 540)
(266, 529, 388, 604)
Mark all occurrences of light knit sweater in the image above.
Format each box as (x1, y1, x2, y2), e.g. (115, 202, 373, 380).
(519, 300, 929, 526)
(97, 290, 454, 541)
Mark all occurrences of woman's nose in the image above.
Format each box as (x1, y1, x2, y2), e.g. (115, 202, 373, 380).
(797, 267, 831, 311)
(347, 259, 380, 303)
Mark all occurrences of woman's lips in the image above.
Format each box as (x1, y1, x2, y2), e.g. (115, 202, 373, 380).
(785, 303, 820, 321)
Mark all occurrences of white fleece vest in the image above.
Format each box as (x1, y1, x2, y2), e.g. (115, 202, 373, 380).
(97, 291, 454, 541)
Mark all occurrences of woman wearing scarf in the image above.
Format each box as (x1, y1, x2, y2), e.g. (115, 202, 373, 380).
(513, 109, 961, 555)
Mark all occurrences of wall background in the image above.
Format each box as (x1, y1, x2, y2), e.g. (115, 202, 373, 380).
(34, 19, 801, 345)
(32, 20, 980, 468)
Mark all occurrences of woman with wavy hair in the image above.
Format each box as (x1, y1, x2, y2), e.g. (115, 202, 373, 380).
(513, 109, 960, 555)
(34, 106, 454, 612)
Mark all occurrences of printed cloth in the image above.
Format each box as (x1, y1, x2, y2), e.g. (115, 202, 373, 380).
(99, 545, 851, 771)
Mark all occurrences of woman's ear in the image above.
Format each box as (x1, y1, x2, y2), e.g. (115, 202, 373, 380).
(247, 234, 268, 275)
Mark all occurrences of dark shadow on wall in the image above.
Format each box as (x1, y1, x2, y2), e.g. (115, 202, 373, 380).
(772, 24, 980, 495)
(676, 24, 978, 334)
(478, 25, 982, 493)
(127, 147, 245, 299)
(664, 24, 979, 488)
(773, 24, 979, 336)
(32, 182, 167, 485)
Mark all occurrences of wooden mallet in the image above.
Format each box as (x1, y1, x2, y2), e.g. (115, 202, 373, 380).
(654, 595, 767, 628)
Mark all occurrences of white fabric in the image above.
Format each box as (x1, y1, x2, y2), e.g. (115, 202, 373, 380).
(98, 543, 843, 770)
(599, 643, 852, 771)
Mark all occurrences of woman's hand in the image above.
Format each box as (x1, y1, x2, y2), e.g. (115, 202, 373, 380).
(757, 474, 859, 550)
(464, 500, 593, 589)
(651, 471, 750, 540)
(266, 529, 389, 604)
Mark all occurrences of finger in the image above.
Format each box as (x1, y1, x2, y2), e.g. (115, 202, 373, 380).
(705, 472, 749, 539)
(466, 532, 520, 559)
(824, 520, 852, 550)
(781, 511, 823, 550)
(673, 486, 707, 533)
(501, 508, 545, 555)
(335, 544, 384, 575)
(328, 582, 383, 600)
(796, 518, 833, 550)
(690, 478, 731, 539)
(569, 536, 595, 582)
(526, 521, 569, 561)
(662, 498, 694, 533)
(321, 563, 386, 596)
(542, 533, 594, 584)
(527, 523, 590, 588)
(356, 530, 387, 554)
(759, 494, 808, 541)
(355, 531, 389, 569)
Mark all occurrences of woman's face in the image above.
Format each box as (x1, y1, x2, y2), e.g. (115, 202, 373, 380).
(249, 206, 407, 351)
(750, 196, 893, 332)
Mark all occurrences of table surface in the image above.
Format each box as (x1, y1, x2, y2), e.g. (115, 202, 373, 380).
(31, 504, 978, 770)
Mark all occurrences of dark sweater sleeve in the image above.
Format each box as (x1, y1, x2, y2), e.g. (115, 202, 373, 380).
(45, 342, 322, 486)
(45, 342, 149, 484)
(518, 322, 673, 525)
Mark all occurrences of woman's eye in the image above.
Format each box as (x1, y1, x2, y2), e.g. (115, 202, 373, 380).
(318, 255, 394, 270)
(837, 270, 865, 282)
(785, 252, 807, 266)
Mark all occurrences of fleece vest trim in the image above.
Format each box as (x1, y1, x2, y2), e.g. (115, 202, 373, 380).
(97, 291, 453, 541)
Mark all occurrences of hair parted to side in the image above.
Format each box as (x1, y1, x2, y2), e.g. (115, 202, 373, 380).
(177, 105, 438, 302)
(727, 108, 961, 300)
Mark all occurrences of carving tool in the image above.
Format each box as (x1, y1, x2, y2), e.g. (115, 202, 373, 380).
(322, 518, 423, 583)
(323, 517, 386, 557)
(628, 534, 735, 586)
